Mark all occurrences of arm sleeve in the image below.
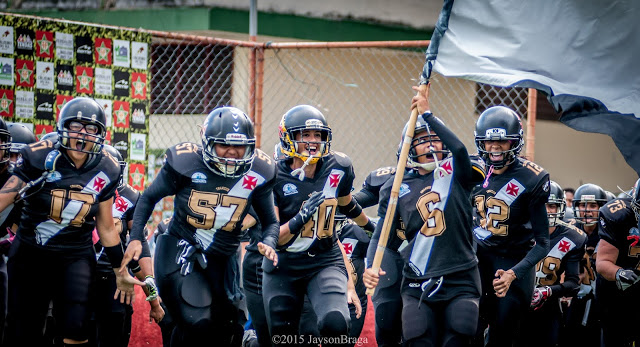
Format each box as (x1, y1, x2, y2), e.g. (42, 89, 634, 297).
(511, 199, 550, 278)
(421, 112, 472, 182)
(252, 182, 279, 250)
(353, 187, 378, 209)
(129, 164, 180, 242)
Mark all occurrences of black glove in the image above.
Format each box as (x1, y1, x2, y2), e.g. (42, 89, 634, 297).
(288, 191, 324, 235)
(362, 219, 376, 237)
(615, 268, 640, 291)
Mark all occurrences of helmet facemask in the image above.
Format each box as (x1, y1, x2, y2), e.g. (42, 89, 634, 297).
(202, 133, 256, 178)
(546, 200, 566, 227)
(279, 125, 331, 165)
(573, 199, 603, 226)
(406, 126, 450, 173)
(0, 129, 12, 165)
(59, 120, 106, 155)
(475, 132, 523, 169)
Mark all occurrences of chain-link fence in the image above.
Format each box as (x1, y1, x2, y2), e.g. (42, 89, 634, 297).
(148, 32, 532, 192)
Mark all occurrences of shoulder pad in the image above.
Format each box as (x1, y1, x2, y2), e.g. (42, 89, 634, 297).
(366, 166, 396, 188)
(251, 148, 276, 179)
(330, 151, 353, 168)
(519, 158, 548, 178)
(22, 140, 58, 171)
(164, 142, 201, 175)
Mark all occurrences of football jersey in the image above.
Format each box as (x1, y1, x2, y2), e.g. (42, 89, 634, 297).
(356, 166, 408, 249)
(274, 152, 355, 258)
(13, 140, 120, 251)
(354, 166, 396, 208)
(598, 198, 640, 297)
(472, 158, 550, 255)
(377, 156, 479, 280)
(150, 143, 276, 257)
(534, 224, 587, 296)
(95, 184, 140, 272)
(599, 198, 640, 270)
(337, 220, 370, 260)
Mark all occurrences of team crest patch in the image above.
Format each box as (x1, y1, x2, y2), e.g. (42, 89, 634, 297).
(45, 171, 61, 182)
(283, 183, 298, 196)
(191, 172, 207, 184)
(399, 183, 410, 198)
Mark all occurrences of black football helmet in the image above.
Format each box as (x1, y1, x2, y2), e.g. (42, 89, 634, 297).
(402, 116, 450, 172)
(8, 123, 36, 154)
(278, 105, 332, 164)
(605, 191, 616, 202)
(40, 132, 59, 144)
(474, 106, 524, 169)
(103, 144, 126, 186)
(547, 181, 566, 227)
(201, 106, 256, 178)
(57, 97, 107, 155)
(469, 154, 487, 183)
(573, 183, 608, 226)
(0, 118, 11, 164)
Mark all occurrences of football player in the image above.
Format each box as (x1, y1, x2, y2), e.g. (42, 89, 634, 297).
(0, 118, 12, 345)
(357, 166, 407, 347)
(264, 104, 371, 346)
(91, 144, 164, 346)
(518, 181, 586, 346)
(0, 97, 142, 346)
(596, 178, 640, 346)
(560, 183, 607, 347)
(471, 105, 550, 347)
(364, 83, 486, 346)
(7, 123, 36, 173)
(123, 106, 278, 346)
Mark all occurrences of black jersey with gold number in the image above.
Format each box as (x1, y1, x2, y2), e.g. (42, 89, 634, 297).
(274, 152, 355, 258)
(136, 143, 277, 257)
(534, 224, 586, 296)
(377, 156, 480, 280)
(13, 140, 120, 251)
(95, 184, 140, 272)
(599, 198, 640, 272)
(472, 158, 550, 255)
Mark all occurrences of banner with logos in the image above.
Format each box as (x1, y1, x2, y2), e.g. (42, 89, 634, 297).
(0, 14, 151, 190)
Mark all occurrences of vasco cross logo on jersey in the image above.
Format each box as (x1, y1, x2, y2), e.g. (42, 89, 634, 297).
(243, 175, 258, 190)
(558, 239, 571, 253)
(506, 182, 519, 197)
(93, 177, 106, 192)
(115, 196, 129, 212)
(329, 174, 340, 188)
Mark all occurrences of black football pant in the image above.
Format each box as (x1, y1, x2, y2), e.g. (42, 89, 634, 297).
(401, 266, 481, 347)
(91, 272, 133, 347)
(243, 250, 271, 347)
(517, 299, 562, 347)
(155, 234, 242, 347)
(5, 238, 95, 346)
(474, 251, 535, 347)
(371, 249, 404, 347)
(298, 257, 368, 347)
(263, 264, 351, 347)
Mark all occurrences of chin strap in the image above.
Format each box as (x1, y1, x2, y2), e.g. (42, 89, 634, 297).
(430, 149, 446, 179)
(291, 155, 314, 181)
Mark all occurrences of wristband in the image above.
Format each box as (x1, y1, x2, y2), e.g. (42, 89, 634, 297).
(103, 244, 124, 269)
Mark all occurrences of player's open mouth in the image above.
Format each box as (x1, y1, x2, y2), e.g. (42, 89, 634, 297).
(306, 144, 318, 155)
(76, 139, 86, 150)
(490, 153, 504, 160)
